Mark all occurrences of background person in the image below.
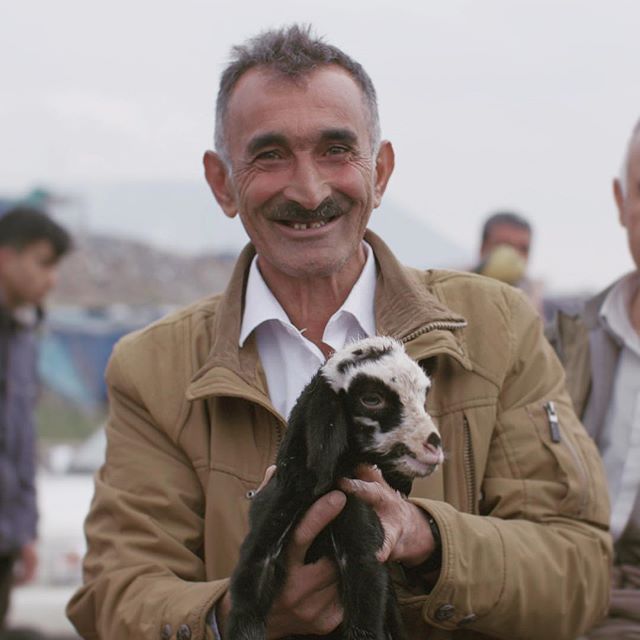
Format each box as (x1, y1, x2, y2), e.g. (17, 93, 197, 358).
(0, 206, 71, 630)
(548, 118, 640, 639)
(473, 210, 544, 312)
(68, 25, 611, 640)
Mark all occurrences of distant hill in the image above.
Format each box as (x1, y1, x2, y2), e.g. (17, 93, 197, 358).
(51, 232, 236, 307)
(62, 181, 467, 268)
(50, 181, 469, 307)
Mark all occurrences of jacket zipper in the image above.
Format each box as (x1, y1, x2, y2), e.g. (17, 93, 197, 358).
(463, 415, 477, 514)
(544, 402, 590, 516)
(400, 320, 468, 344)
(272, 421, 283, 465)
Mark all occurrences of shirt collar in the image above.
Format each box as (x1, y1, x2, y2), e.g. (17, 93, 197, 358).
(600, 271, 640, 352)
(239, 241, 377, 347)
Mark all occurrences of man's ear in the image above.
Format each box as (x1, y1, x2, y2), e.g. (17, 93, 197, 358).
(373, 140, 395, 209)
(203, 150, 238, 218)
(614, 178, 628, 228)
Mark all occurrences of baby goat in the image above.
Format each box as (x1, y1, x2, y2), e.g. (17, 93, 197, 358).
(227, 336, 443, 640)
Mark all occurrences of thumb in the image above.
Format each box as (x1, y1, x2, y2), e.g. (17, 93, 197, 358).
(287, 491, 346, 565)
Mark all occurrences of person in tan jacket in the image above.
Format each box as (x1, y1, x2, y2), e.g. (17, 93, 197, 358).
(67, 25, 612, 640)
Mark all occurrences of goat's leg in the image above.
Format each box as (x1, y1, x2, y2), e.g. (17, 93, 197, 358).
(384, 578, 407, 640)
(331, 497, 392, 640)
(226, 483, 306, 640)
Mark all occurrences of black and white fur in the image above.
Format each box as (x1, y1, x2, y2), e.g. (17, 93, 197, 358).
(227, 336, 443, 640)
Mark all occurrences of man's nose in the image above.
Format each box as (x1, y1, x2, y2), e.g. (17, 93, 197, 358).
(282, 156, 331, 211)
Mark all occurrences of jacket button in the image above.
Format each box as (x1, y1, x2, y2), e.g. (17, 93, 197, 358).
(458, 613, 477, 626)
(160, 623, 172, 640)
(176, 624, 191, 640)
(434, 604, 456, 621)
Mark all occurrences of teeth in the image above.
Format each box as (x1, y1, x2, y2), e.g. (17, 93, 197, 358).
(290, 220, 328, 230)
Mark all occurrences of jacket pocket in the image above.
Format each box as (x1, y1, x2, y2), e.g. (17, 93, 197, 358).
(484, 398, 609, 525)
(524, 399, 605, 521)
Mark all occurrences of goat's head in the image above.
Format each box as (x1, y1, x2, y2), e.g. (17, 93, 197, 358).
(295, 336, 443, 495)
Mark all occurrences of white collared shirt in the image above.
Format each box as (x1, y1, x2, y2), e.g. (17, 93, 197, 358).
(239, 242, 377, 419)
(598, 271, 640, 541)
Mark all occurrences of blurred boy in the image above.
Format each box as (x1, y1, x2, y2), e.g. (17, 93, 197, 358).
(0, 207, 71, 628)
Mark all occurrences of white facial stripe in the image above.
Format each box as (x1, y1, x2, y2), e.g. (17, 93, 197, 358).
(322, 337, 430, 398)
(369, 405, 437, 455)
(354, 416, 380, 428)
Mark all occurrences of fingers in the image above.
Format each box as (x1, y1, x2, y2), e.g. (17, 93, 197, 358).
(337, 465, 389, 507)
(354, 463, 384, 483)
(267, 568, 343, 638)
(337, 465, 432, 564)
(287, 491, 346, 565)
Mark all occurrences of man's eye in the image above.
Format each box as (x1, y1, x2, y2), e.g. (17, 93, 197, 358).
(327, 145, 349, 155)
(360, 393, 384, 408)
(255, 150, 282, 161)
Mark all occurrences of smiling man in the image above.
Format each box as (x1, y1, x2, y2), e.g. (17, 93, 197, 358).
(68, 26, 611, 640)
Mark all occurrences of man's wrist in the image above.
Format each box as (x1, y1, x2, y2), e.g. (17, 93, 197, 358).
(399, 512, 442, 591)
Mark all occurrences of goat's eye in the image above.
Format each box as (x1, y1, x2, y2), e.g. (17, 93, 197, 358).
(360, 393, 384, 408)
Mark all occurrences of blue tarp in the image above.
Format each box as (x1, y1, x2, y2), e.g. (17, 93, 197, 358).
(37, 308, 161, 411)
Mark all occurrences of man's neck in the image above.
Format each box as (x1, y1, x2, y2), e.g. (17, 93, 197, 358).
(257, 247, 367, 355)
(630, 274, 640, 335)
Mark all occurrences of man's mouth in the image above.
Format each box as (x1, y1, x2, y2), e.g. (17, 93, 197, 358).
(281, 217, 335, 230)
(265, 197, 348, 229)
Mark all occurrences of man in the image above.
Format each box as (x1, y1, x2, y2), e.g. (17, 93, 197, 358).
(548, 119, 640, 638)
(472, 211, 544, 313)
(479, 211, 532, 267)
(67, 26, 611, 639)
(0, 206, 71, 629)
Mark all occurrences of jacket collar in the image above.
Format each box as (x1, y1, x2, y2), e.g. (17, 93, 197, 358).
(187, 229, 469, 403)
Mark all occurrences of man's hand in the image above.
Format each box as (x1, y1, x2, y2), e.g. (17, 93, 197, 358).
(217, 468, 347, 639)
(265, 489, 346, 638)
(338, 465, 436, 567)
(14, 541, 38, 585)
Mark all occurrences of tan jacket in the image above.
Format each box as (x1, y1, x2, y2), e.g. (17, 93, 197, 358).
(67, 232, 612, 640)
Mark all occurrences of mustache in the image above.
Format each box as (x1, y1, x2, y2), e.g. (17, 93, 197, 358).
(264, 197, 349, 222)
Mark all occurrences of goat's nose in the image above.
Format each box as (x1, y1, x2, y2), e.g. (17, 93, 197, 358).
(424, 431, 442, 452)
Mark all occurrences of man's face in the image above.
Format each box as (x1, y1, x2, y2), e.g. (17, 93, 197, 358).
(481, 224, 531, 262)
(205, 66, 393, 283)
(615, 136, 640, 271)
(0, 240, 60, 309)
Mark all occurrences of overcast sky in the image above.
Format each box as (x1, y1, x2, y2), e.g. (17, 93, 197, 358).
(2, 0, 640, 293)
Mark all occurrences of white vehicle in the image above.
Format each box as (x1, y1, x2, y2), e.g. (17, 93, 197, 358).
(7, 429, 106, 637)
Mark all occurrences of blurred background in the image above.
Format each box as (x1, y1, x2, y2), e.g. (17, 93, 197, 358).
(2, 0, 640, 636)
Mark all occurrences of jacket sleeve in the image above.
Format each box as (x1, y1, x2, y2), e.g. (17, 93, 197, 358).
(66, 343, 225, 640)
(13, 330, 39, 547)
(409, 289, 612, 639)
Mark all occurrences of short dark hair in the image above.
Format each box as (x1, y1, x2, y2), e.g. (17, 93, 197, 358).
(481, 211, 532, 245)
(215, 24, 381, 162)
(0, 206, 72, 258)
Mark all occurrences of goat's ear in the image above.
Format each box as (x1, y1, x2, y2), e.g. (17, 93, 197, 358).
(293, 373, 349, 496)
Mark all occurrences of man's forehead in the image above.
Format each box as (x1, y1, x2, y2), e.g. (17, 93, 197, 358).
(489, 224, 530, 240)
(224, 65, 371, 143)
(229, 64, 361, 100)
